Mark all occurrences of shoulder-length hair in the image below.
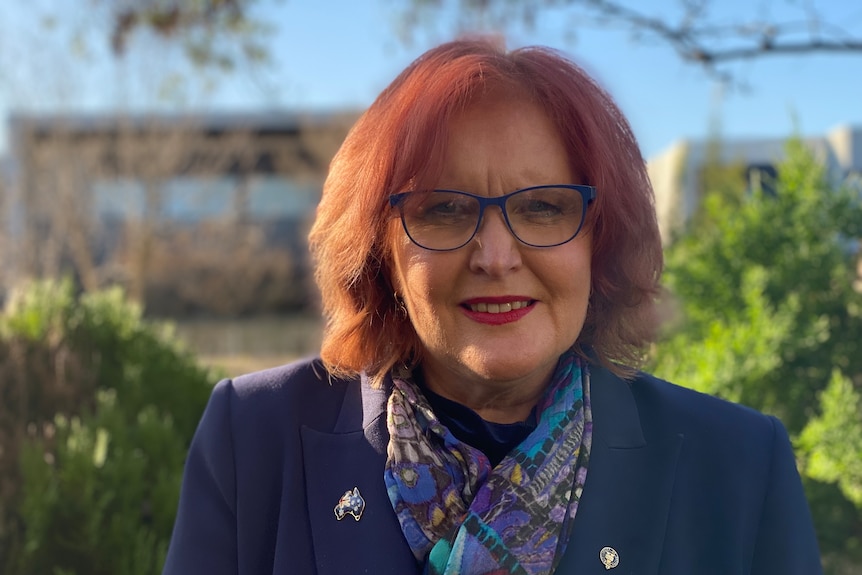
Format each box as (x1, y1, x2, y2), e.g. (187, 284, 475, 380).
(308, 38, 663, 383)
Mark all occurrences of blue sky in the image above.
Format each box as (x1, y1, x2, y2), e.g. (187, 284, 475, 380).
(1, 0, 860, 159)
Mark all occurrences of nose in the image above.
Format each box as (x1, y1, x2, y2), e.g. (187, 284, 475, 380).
(468, 208, 523, 276)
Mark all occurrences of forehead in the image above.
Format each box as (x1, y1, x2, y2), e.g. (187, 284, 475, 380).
(437, 93, 574, 188)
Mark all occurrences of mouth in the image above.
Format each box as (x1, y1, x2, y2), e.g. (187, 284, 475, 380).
(459, 297, 536, 325)
(464, 300, 533, 314)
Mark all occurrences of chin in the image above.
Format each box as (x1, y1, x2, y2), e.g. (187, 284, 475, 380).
(457, 348, 552, 383)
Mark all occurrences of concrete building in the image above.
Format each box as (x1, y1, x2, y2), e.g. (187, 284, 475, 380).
(647, 124, 862, 241)
(5, 111, 358, 314)
(0, 153, 18, 303)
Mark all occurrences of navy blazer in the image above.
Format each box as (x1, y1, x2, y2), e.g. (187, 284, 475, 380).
(163, 358, 822, 574)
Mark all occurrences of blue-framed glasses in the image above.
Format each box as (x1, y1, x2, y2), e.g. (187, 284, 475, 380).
(389, 184, 596, 251)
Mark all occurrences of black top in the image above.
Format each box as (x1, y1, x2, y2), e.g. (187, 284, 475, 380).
(419, 381, 537, 467)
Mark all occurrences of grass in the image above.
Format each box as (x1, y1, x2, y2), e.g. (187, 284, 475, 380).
(169, 314, 322, 378)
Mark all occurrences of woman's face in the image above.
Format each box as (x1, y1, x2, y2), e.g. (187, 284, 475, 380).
(389, 93, 592, 411)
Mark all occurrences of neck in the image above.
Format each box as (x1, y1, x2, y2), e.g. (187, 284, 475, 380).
(418, 363, 554, 424)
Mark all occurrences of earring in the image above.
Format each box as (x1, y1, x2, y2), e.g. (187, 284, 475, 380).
(394, 291, 408, 319)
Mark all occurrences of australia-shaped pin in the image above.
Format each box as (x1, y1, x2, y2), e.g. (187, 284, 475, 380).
(334, 487, 366, 521)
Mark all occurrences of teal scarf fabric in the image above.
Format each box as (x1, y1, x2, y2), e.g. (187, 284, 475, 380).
(384, 351, 592, 575)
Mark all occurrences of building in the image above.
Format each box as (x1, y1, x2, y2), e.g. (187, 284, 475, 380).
(648, 124, 862, 241)
(0, 153, 18, 304)
(5, 111, 358, 314)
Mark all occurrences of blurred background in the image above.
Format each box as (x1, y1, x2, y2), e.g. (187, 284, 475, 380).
(0, 1, 860, 573)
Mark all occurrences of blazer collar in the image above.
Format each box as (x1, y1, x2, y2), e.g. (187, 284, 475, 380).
(329, 371, 392, 452)
(589, 361, 646, 448)
(342, 359, 648, 449)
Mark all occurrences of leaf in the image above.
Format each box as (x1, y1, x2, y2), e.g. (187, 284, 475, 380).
(798, 370, 862, 507)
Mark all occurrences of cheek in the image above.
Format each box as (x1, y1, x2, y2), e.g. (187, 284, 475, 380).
(400, 260, 438, 311)
(388, 226, 415, 295)
(391, 243, 432, 307)
(391, 249, 462, 330)
(551, 245, 592, 307)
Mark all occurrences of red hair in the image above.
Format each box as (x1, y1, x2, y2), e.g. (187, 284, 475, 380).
(308, 38, 662, 382)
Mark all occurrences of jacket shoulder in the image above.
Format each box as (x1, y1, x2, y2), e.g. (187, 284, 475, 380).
(219, 356, 358, 432)
(627, 373, 821, 573)
(630, 371, 778, 448)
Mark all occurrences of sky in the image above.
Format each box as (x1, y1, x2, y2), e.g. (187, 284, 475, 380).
(0, 0, 860, 159)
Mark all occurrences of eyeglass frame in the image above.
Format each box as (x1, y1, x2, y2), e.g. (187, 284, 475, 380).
(388, 184, 597, 252)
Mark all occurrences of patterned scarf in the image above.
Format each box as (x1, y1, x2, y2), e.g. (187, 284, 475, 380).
(384, 351, 592, 575)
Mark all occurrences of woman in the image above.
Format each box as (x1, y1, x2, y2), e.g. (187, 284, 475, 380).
(163, 39, 822, 574)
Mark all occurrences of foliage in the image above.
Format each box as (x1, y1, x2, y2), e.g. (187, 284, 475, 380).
(650, 266, 797, 406)
(798, 370, 862, 508)
(98, 0, 270, 70)
(0, 280, 215, 575)
(800, 371, 862, 568)
(653, 140, 862, 431)
(687, 135, 747, 235)
(648, 140, 862, 565)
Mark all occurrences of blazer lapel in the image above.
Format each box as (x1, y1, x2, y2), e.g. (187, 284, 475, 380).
(301, 375, 419, 575)
(557, 365, 683, 575)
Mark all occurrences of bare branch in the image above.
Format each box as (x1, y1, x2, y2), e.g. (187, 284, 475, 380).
(584, 0, 862, 68)
(692, 38, 862, 63)
(398, 0, 862, 82)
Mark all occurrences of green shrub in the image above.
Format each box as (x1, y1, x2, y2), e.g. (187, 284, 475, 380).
(0, 280, 215, 575)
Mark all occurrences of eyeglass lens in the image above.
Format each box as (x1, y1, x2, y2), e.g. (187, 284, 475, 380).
(398, 187, 586, 250)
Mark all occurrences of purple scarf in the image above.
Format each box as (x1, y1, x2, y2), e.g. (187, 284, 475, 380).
(384, 351, 592, 574)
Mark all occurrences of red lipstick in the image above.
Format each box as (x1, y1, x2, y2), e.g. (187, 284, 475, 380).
(460, 296, 535, 326)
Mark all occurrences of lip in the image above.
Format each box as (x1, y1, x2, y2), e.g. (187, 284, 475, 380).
(461, 295, 531, 305)
(460, 296, 536, 326)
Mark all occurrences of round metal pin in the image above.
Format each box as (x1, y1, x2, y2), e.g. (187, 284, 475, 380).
(599, 546, 620, 570)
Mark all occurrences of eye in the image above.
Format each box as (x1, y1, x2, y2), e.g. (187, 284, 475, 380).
(411, 193, 476, 222)
(523, 199, 563, 216)
(426, 199, 462, 215)
(510, 197, 565, 220)
(509, 188, 581, 221)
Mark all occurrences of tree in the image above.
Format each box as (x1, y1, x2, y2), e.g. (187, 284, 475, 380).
(648, 140, 862, 567)
(93, 0, 270, 70)
(0, 1, 274, 113)
(799, 370, 862, 509)
(38, 1, 862, 83)
(399, 0, 862, 82)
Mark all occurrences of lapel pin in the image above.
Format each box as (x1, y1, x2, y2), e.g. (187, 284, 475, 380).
(599, 546, 619, 570)
(334, 487, 366, 521)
